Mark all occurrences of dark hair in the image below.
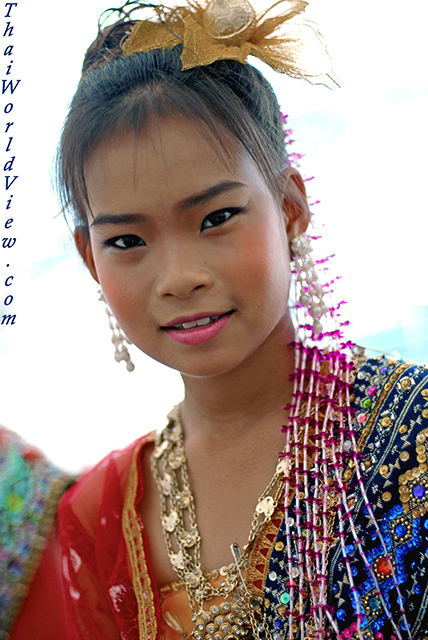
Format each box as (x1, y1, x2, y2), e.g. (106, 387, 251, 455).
(56, 19, 291, 227)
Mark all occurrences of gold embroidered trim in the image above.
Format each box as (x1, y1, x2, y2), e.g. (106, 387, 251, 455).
(246, 499, 284, 598)
(357, 362, 411, 454)
(122, 438, 158, 640)
(342, 360, 413, 485)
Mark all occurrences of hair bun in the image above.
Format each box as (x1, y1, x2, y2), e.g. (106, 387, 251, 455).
(82, 20, 138, 74)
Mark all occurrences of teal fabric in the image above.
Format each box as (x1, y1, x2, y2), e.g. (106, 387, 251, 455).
(0, 429, 73, 633)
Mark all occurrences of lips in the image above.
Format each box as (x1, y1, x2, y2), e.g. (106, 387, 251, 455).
(161, 311, 232, 331)
(161, 311, 234, 345)
(168, 314, 223, 330)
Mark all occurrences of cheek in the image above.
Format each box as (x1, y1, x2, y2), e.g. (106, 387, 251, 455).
(93, 259, 146, 331)
(235, 221, 291, 306)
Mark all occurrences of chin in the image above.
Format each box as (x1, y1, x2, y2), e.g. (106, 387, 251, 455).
(180, 363, 237, 380)
(179, 358, 240, 379)
(156, 349, 246, 380)
(182, 347, 263, 380)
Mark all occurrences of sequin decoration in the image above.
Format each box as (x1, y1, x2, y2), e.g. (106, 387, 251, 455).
(0, 428, 73, 632)
(328, 356, 428, 638)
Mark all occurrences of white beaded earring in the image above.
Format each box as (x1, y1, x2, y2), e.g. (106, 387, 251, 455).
(98, 290, 135, 372)
(289, 232, 329, 337)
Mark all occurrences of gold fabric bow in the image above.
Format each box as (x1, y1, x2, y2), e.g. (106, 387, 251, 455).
(122, 0, 330, 81)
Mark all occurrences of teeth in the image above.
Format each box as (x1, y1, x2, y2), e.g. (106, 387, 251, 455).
(195, 317, 212, 327)
(174, 316, 221, 330)
(182, 321, 198, 329)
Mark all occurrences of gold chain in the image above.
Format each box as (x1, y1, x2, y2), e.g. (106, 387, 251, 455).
(151, 405, 293, 639)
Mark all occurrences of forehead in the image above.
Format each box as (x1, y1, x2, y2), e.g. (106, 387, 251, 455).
(84, 117, 265, 214)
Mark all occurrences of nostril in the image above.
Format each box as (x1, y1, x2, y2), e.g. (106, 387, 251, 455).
(155, 263, 214, 299)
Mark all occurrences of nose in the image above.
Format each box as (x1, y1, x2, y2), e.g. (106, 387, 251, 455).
(155, 243, 214, 299)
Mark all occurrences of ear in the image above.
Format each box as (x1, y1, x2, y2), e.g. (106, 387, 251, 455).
(74, 226, 100, 284)
(279, 167, 311, 238)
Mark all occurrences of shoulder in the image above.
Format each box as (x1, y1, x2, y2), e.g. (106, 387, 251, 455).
(59, 431, 156, 540)
(351, 353, 428, 456)
(352, 353, 428, 426)
(350, 353, 428, 501)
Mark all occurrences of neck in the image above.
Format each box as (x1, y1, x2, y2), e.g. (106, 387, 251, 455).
(180, 315, 296, 446)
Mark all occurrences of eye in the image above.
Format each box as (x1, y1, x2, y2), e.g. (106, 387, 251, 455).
(105, 234, 145, 250)
(201, 207, 243, 230)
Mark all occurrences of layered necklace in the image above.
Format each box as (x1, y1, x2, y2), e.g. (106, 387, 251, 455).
(150, 348, 411, 640)
(151, 404, 318, 640)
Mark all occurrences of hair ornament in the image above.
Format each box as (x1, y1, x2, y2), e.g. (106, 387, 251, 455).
(121, 0, 336, 83)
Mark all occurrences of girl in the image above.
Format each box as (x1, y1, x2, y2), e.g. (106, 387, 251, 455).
(38, 1, 428, 638)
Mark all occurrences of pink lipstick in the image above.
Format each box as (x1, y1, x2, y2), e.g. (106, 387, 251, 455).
(162, 311, 233, 345)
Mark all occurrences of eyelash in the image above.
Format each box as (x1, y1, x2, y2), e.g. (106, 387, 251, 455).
(201, 207, 243, 230)
(103, 208, 243, 250)
(104, 235, 145, 250)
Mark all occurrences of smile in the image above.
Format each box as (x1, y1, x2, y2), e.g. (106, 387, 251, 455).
(171, 315, 223, 330)
(161, 311, 234, 345)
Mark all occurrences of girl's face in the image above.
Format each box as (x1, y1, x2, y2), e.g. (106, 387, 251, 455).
(80, 117, 307, 378)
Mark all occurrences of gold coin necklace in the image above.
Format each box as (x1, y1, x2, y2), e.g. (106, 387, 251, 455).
(151, 406, 292, 640)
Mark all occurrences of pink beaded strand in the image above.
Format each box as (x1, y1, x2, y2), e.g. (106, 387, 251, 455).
(282, 113, 412, 639)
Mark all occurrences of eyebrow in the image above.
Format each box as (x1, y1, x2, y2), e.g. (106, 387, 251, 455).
(177, 180, 246, 210)
(90, 180, 247, 227)
(90, 213, 146, 228)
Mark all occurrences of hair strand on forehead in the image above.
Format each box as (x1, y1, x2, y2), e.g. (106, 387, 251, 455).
(56, 20, 293, 228)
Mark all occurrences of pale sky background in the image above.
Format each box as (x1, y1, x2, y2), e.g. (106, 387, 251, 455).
(0, 0, 427, 473)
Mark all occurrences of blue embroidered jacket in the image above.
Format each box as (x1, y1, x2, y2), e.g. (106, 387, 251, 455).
(263, 356, 428, 640)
